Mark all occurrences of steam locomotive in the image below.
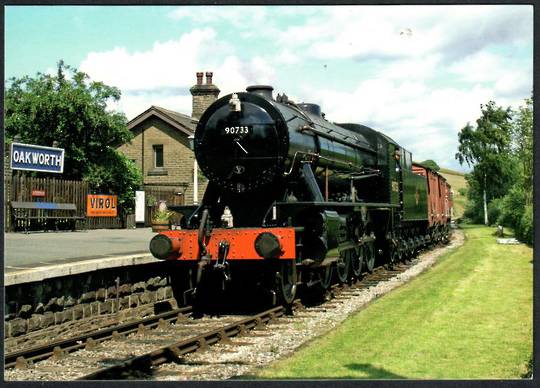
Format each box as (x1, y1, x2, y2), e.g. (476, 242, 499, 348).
(149, 85, 452, 306)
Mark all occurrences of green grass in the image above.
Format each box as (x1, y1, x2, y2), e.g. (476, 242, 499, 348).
(254, 226, 532, 379)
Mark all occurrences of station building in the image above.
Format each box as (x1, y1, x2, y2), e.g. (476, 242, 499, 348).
(118, 72, 220, 207)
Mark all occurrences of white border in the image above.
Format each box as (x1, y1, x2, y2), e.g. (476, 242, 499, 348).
(10, 142, 65, 174)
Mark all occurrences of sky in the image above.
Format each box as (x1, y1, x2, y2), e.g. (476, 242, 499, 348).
(5, 5, 533, 172)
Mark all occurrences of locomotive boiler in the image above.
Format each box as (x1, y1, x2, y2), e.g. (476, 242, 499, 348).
(149, 85, 452, 307)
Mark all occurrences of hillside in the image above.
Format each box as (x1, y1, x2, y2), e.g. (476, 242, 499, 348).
(439, 167, 468, 219)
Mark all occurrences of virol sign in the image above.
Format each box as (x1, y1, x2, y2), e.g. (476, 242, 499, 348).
(87, 194, 118, 217)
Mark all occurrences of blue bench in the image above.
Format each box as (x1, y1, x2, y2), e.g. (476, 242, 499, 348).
(10, 201, 86, 232)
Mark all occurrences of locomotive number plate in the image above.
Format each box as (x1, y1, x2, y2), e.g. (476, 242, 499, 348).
(221, 126, 252, 135)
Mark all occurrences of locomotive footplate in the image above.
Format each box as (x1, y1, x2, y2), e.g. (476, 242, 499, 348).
(149, 227, 296, 261)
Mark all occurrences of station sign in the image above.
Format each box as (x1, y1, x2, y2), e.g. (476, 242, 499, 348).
(10, 142, 65, 173)
(87, 194, 118, 217)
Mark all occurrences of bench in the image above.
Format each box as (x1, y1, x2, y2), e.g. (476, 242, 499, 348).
(10, 201, 86, 233)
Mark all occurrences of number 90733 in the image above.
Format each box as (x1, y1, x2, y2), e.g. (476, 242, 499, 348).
(221, 126, 252, 135)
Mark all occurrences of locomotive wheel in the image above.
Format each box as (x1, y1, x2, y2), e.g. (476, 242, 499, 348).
(390, 248, 399, 267)
(276, 261, 297, 305)
(364, 242, 375, 273)
(408, 238, 415, 258)
(398, 241, 407, 261)
(351, 246, 364, 279)
(414, 237, 422, 254)
(319, 265, 333, 290)
(336, 251, 351, 284)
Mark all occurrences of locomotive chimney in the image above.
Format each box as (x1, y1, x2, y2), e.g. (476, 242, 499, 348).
(246, 85, 274, 100)
(190, 71, 220, 120)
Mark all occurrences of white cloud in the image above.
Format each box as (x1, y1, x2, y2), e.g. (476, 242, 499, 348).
(379, 55, 441, 81)
(80, 28, 222, 92)
(79, 28, 277, 119)
(274, 5, 532, 63)
(275, 49, 300, 65)
(301, 79, 503, 171)
(74, 5, 531, 171)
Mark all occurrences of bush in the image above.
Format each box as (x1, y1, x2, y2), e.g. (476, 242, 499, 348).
(463, 199, 484, 224)
(516, 204, 533, 245)
(487, 198, 504, 226)
(499, 186, 527, 228)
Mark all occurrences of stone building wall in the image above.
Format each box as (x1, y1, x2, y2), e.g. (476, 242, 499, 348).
(118, 117, 207, 205)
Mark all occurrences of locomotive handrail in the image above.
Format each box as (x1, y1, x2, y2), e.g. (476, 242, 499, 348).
(273, 201, 400, 208)
(283, 151, 366, 177)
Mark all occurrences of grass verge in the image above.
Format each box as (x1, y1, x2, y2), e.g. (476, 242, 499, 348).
(255, 225, 532, 379)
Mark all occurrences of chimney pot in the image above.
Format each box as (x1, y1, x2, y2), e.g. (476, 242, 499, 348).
(190, 71, 220, 120)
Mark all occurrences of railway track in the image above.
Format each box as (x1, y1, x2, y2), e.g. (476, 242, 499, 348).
(78, 306, 285, 380)
(6, 259, 416, 371)
(5, 306, 193, 369)
(5, 238, 461, 381)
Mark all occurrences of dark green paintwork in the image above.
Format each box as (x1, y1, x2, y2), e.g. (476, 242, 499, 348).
(402, 169, 428, 221)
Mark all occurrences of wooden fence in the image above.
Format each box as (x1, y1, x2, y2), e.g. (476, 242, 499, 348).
(5, 174, 123, 231)
(143, 186, 184, 227)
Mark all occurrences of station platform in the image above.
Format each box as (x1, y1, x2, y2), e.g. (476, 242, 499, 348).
(4, 228, 160, 286)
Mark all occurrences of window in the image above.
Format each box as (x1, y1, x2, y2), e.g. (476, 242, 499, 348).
(153, 145, 164, 168)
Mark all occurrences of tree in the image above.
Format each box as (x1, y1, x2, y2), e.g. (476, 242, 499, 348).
(419, 159, 440, 171)
(497, 95, 533, 244)
(511, 97, 533, 204)
(455, 101, 516, 225)
(5, 60, 142, 215)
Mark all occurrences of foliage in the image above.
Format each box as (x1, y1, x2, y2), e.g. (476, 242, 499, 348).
(458, 187, 467, 197)
(152, 208, 174, 222)
(497, 185, 527, 228)
(455, 101, 516, 207)
(145, 194, 157, 207)
(5, 60, 142, 215)
(456, 97, 532, 243)
(510, 98, 533, 203)
(419, 159, 440, 171)
(518, 205, 533, 245)
(487, 198, 504, 227)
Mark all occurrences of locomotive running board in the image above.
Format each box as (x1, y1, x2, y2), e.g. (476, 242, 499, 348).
(274, 201, 400, 208)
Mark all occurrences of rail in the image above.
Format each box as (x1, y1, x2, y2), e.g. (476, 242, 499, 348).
(78, 306, 285, 380)
(6, 306, 193, 369)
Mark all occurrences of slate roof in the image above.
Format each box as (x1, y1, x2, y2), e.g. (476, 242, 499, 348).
(127, 105, 197, 136)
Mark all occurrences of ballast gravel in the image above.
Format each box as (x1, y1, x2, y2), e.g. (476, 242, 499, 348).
(5, 230, 463, 381)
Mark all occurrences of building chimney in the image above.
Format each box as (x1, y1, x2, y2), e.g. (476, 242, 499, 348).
(190, 71, 220, 120)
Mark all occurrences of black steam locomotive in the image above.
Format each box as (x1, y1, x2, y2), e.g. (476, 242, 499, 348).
(150, 85, 452, 306)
